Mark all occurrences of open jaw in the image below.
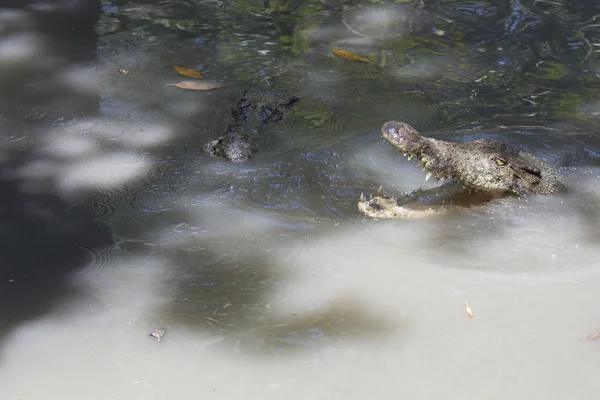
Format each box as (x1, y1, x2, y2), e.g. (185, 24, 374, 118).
(356, 148, 456, 220)
(356, 143, 508, 219)
(358, 121, 459, 219)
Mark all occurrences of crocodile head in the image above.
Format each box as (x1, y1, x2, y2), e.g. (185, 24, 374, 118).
(381, 121, 562, 196)
(202, 89, 298, 162)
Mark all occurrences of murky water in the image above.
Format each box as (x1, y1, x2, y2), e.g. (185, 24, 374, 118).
(1, 0, 600, 399)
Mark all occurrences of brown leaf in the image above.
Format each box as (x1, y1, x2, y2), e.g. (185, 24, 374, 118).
(166, 81, 224, 91)
(332, 49, 374, 64)
(173, 65, 203, 79)
(464, 301, 474, 318)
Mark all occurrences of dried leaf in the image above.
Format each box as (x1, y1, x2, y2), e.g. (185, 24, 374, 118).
(464, 301, 474, 318)
(117, 68, 129, 75)
(332, 49, 374, 64)
(173, 65, 203, 79)
(586, 328, 600, 339)
(166, 81, 224, 91)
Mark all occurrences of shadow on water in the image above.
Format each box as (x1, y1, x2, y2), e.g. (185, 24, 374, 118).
(0, 0, 112, 346)
(157, 230, 403, 358)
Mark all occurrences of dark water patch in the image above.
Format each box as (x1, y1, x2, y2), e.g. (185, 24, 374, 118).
(154, 227, 403, 358)
(97, 36, 148, 68)
(96, 15, 126, 36)
(258, 295, 403, 358)
(92, 183, 154, 226)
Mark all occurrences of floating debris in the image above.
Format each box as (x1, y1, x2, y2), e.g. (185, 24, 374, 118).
(166, 81, 224, 91)
(332, 49, 374, 64)
(465, 301, 474, 318)
(586, 327, 600, 339)
(173, 65, 203, 79)
(149, 327, 166, 342)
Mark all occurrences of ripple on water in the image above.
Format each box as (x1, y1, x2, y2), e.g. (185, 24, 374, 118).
(77, 243, 120, 278)
(200, 0, 223, 6)
(92, 186, 144, 226)
(97, 37, 144, 65)
(130, 184, 177, 214)
(96, 16, 124, 36)
(15, 107, 48, 121)
(92, 167, 181, 227)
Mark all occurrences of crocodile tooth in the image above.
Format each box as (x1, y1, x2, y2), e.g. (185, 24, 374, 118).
(422, 167, 427, 172)
(375, 185, 383, 197)
(360, 192, 364, 202)
(408, 154, 414, 161)
(369, 193, 373, 200)
(425, 172, 432, 182)
(403, 153, 407, 157)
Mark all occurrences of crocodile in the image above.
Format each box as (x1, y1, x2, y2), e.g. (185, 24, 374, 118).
(202, 89, 299, 162)
(358, 121, 564, 218)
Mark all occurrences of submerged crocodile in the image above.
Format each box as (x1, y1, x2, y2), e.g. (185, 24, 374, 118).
(202, 89, 298, 162)
(358, 121, 564, 218)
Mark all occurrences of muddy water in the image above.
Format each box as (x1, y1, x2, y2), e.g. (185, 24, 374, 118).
(2, 0, 600, 399)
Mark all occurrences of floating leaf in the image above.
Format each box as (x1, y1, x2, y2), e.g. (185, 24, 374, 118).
(332, 49, 374, 64)
(116, 68, 129, 75)
(464, 301, 474, 318)
(586, 328, 600, 339)
(173, 65, 203, 79)
(166, 81, 224, 91)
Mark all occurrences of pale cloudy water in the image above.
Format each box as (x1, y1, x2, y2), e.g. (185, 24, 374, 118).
(1, 217, 600, 400)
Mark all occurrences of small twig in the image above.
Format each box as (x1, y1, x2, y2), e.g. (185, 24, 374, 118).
(581, 35, 593, 64)
(534, 0, 566, 6)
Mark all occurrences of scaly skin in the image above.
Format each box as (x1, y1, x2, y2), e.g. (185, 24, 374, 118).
(202, 89, 298, 162)
(359, 121, 563, 219)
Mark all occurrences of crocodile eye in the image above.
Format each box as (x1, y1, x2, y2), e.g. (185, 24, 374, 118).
(276, 103, 285, 113)
(494, 158, 507, 166)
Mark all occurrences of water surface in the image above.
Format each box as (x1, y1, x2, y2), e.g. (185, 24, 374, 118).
(1, 0, 600, 399)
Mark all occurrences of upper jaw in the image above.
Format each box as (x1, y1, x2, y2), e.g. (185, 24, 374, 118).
(401, 149, 454, 184)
